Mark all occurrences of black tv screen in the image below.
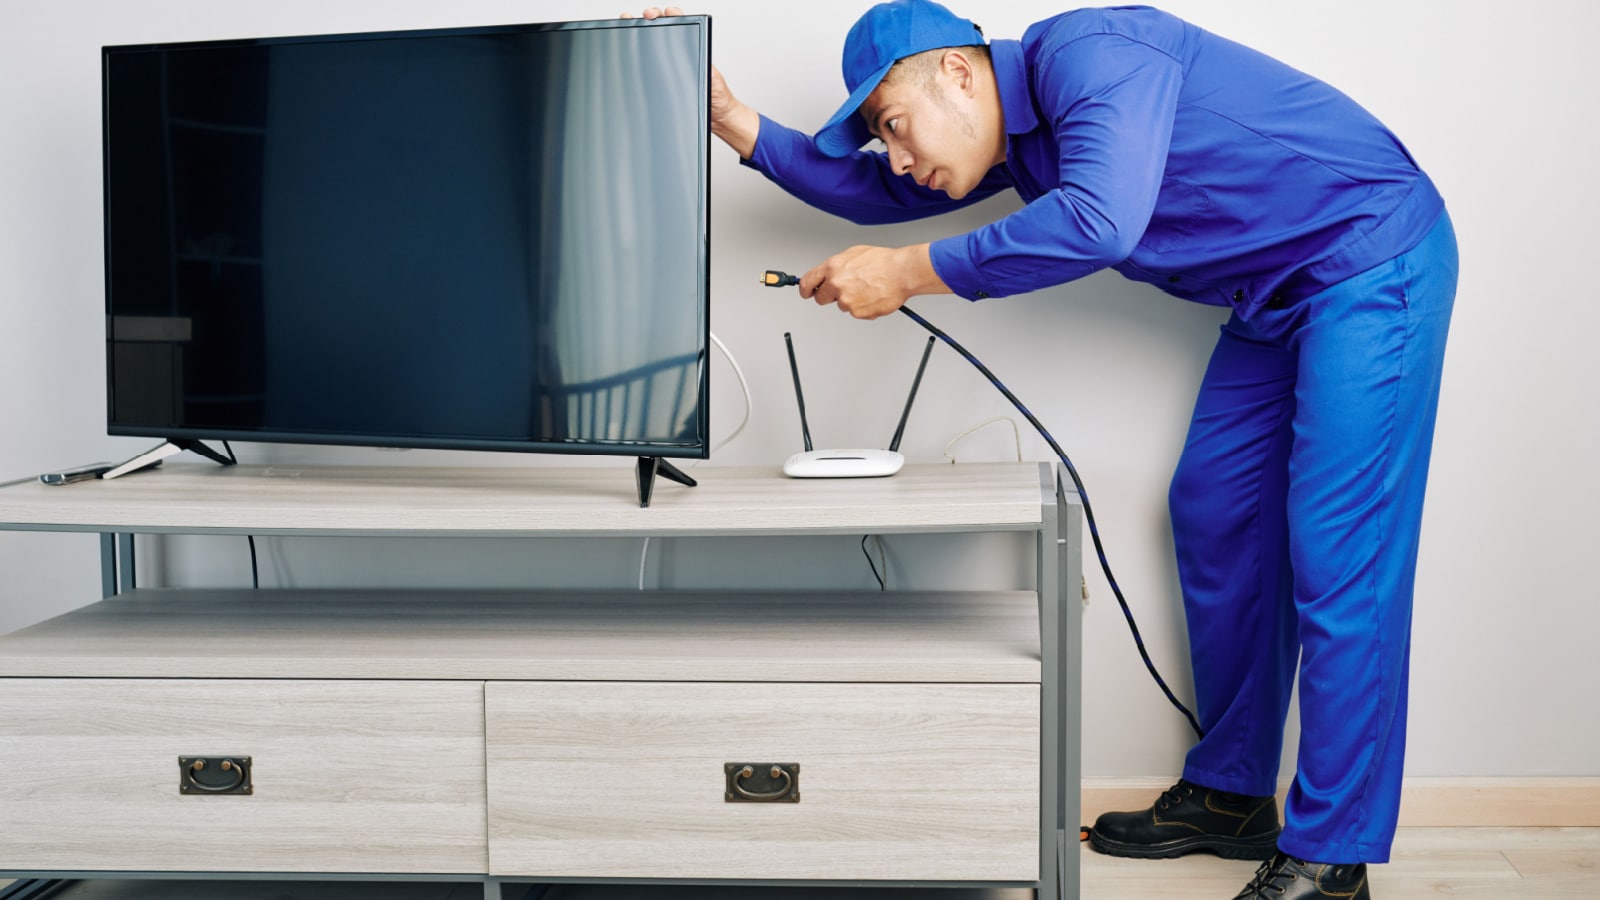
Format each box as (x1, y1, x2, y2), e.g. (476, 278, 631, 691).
(102, 17, 710, 459)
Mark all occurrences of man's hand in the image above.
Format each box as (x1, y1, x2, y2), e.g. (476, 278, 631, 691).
(618, 5, 681, 17)
(621, 7, 759, 157)
(800, 244, 951, 320)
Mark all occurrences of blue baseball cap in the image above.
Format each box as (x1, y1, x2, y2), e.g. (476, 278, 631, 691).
(814, 0, 986, 158)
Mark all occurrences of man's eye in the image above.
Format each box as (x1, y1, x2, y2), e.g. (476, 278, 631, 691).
(886, 118, 899, 134)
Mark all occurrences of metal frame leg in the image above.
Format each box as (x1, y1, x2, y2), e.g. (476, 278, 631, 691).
(1059, 472, 1085, 900)
(117, 533, 137, 592)
(1038, 466, 1084, 900)
(101, 532, 139, 597)
(100, 533, 117, 598)
(1038, 469, 1062, 900)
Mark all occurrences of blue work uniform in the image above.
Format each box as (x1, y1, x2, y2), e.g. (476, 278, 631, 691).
(743, 5, 1458, 864)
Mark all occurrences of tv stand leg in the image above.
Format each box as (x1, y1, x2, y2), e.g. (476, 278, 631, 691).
(635, 456, 696, 508)
(102, 438, 235, 480)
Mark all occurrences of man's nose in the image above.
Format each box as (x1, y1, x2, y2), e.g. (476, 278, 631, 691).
(890, 146, 914, 176)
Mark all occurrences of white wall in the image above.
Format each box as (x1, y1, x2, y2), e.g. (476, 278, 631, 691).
(1, 0, 1596, 780)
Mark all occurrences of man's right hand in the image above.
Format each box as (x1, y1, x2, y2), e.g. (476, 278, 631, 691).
(620, 7, 760, 158)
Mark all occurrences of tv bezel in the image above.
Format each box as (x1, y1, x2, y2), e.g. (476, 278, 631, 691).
(101, 15, 713, 461)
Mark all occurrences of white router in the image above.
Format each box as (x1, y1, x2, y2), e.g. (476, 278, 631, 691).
(781, 332, 934, 479)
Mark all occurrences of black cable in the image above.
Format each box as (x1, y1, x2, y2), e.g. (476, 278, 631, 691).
(861, 534, 885, 590)
(222, 441, 260, 590)
(895, 304, 1204, 739)
(246, 536, 260, 590)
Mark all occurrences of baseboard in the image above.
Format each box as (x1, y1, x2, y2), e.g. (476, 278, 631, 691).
(1080, 776, 1600, 827)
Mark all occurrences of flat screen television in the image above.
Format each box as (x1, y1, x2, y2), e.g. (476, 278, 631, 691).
(101, 16, 711, 504)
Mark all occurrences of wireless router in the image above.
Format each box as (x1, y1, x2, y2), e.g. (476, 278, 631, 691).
(781, 332, 935, 478)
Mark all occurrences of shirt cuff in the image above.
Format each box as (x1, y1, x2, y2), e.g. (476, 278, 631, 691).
(930, 233, 999, 301)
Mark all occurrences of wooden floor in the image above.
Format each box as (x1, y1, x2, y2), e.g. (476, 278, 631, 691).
(6, 828, 1597, 898)
(1082, 827, 1600, 898)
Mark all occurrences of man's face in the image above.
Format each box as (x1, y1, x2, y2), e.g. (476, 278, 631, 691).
(859, 50, 998, 200)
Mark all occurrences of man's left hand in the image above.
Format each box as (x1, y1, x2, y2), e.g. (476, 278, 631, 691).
(799, 244, 949, 320)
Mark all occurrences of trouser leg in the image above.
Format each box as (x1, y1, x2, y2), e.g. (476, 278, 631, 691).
(1170, 316, 1300, 798)
(1275, 213, 1457, 863)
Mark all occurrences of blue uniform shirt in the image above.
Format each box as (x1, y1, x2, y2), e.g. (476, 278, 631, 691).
(743, 5, 1445, 320)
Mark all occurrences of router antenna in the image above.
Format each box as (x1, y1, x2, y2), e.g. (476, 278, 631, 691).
(888, 336, 936, 453)
(784, 332, 814, 453)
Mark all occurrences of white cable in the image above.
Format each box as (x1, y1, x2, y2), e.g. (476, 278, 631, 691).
(942, 416, 1024, 463)
(641, 331, 752, 590)
(703, 330, 752, 462)
(639, 536, 652, 590)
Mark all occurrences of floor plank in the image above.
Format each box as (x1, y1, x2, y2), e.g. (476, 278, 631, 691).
(1082, 827, 1600, 899)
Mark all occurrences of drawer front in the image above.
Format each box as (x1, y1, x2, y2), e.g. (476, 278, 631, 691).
(486, 681, 1040, 881)
(0, 679, 486, 873)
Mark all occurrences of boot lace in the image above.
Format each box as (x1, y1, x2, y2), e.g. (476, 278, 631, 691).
(1155, 779, 1195, 810)
(1236, 855, 1300, 898)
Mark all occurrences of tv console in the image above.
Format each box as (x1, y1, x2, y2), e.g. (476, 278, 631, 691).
(0, 462, 1083, 900)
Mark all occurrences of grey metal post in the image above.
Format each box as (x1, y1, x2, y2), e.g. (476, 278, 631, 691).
(1037, 464, 1067, 900)
(1056, 467, 1085, 900)
(100, 533, 117, 598)
(117, 533, 137, 592)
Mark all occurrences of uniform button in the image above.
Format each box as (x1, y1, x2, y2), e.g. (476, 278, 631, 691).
(1233, 289, 1245, 303)
(975, 291, 989, 299)
(1167, 275, 1181, 284)
(1268, 294, 1286, 309)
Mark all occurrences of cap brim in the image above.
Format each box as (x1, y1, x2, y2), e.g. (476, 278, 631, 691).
(814, 59, 895, 158)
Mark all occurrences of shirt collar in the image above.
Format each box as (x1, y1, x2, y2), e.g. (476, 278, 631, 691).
(990, 40, 1038, 137)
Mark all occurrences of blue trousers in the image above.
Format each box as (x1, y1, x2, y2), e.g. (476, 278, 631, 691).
(1170, 211, 1458, 864)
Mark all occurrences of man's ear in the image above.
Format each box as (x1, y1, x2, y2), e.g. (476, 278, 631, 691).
(940, 48, 977, 94)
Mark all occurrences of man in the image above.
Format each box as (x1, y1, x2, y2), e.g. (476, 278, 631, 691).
(641, 1, 1458, 897)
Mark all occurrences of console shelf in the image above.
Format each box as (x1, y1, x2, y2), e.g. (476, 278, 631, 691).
(0, 587, 1041, 683)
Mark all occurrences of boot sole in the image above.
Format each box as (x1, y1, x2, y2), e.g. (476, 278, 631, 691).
(1088, 829, 1280, 861)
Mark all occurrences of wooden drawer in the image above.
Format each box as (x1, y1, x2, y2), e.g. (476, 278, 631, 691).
(0, 679, 487, 873)
(486, 681, 1040, 881)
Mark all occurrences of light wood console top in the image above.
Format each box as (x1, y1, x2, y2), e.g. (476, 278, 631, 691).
(0, 461, 1052, 537)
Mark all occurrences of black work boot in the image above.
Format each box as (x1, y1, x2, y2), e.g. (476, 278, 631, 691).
(1234, 851, 1371, 899)
(1088, 778, 1280, 860)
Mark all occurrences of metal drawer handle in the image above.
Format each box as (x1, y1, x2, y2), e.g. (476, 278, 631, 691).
(179, 756, 253, 795)
(735, 765, 789, 800)
(725, 762, 800, 803)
